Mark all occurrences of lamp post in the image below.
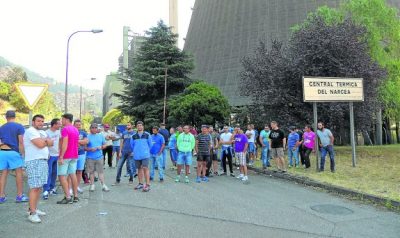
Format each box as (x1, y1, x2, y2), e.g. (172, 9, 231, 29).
(163, 67, 168, 124)
(65, 29, 103, 113)
(81, 94, 94, 119)
(79, 78, 96, 119)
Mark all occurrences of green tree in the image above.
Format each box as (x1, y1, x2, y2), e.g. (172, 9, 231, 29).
(116, 20, 194, 125)
(0, 81, 11, 100)
(81, 113, 94, 131)
(102, 109, 132, 127)
(169, 82, 230, 126)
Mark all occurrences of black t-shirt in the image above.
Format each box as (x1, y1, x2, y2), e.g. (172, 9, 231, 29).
(296, 131, 303, 144)
(269, 129, 285, 148)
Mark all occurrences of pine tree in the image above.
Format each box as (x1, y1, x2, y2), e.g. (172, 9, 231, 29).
(116, 20, 194, 126)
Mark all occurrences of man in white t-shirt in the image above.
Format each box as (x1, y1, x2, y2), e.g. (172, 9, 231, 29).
(219, 126, 234, 176)
(245, 124, 256, 166)
(43, 118, 61, 199)
(101, 124, 116, 168)
(24, 114, 53, 223)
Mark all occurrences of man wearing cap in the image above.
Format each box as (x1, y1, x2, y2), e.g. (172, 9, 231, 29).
(102, 124, 115, 168)
(0, 110, 29, 203)
(86, 123, 110, 192)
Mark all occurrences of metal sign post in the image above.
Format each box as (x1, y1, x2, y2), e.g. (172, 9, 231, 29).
(349, 102, 356, 167)
(313, 102, 319, 171)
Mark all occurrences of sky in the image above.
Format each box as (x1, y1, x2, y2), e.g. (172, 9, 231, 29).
(0, 0, 195, 90)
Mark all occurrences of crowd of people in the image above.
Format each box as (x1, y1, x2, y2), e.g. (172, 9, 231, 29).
(0, 110, 335, 223)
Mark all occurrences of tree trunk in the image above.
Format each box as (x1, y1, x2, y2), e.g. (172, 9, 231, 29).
(396, 121, 400, 144)
(384, 117, 392, 144)
(376, 108, 383, 145)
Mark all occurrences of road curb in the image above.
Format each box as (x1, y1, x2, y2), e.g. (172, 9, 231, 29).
(249, 167, 400, 209)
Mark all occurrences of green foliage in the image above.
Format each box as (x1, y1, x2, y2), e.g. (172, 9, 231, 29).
(102, 109, 131, 127)
(81, 113, 94, 131)
(34, 91, 61, 120)
(116, 20, 194, 125)
(169, 82, 230, 126)
(0, 82, 11, 100)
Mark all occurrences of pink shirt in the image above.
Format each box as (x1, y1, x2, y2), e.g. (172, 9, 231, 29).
(61, 125, 79, 159)
(303, 131, 315, 150)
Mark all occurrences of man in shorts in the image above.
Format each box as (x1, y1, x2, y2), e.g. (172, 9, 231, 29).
(195, 125, 212, 183)
(86, 123, 110, 192)
(130, 121, 152, 192)
(175, 125, 195, 183)
(269, 121, 287, 173)
(234, 126, 249, 181)
(24, 114, 54, 223)
(57, 113, 80, 204)
(0, 110, 28, 203)
(245, 124, 256, 166)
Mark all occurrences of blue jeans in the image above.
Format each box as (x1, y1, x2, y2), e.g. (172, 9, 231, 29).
(150, 154, 164, 180)
(43, 156, 58, 192)
(162, 147, 167, 169)
(320, 145, 335, 171)
(116, 151, 136, 182)
(261, 146, 270, 167)
(287, 147, 299, 166)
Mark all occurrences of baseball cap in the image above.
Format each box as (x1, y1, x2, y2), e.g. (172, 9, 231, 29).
(90, 123, 98, 128)
(5, 110, 16, 118)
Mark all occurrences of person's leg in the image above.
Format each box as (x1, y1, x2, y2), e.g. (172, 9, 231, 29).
(185, 153, 192, 176)
(0, 169, 8, 197)
(288, 148, 293, 167)
(43, 157, 53, 192)
(196, 159, 202, 177)
(28, 188, 40, 213)
(320, 147, 327, 171)
(149, 155, 155, 180)
(157, 155, 164, 180)
(202, 161, 207, 177)
(328, 146, 335, 171)
(143, 167, 150, 186)
(304, 149, 311, 168)
(15, 168, 24, 196)
(227, 149, 233, 174)
(107, 146, 113, 167)
(116, 153, 127, 183)
(221, 150, 227, 173)
(137, 168, 144, 184)
(294, 148, 299, 166)
(50, 157, 58, 191)
(59, 175, 70, 198)
(185, 165, 190, 176)
(162, 148, 167, 169)
(261, 146, 266, 167)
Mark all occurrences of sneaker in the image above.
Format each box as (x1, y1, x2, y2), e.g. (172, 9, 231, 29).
(219, 172, 226, 176)
(124, 173, 130, 177)
(241, 176, 249, 181)
(0, 196, 7, 203)
(184, 176, 190, 183)
(102, 184, 110, 192)
(175, 175, 180, 183)
(230, 173, 235, 177)
(142, 185, 150, 192)
(196, 176, 201, 183)
(28, 213, 41, 223)
(15, 194, 29, 203)
(150, 177, 154, 181)
(134, 184, 144, 190)
(27, 209, 46, 216)
(159, 178, 164, 183)
(56, 197, 73, 204)
(42, 191, 49, 200)
(111, 182, 120, 186)
(214, 172, 219, 176)
(128, 180, 133, 184)
(73, 196, 79, 203)
(77, 187, 83, 194)
(236, 174, 244, 179)
(89, 184, 95, 192)
(201, 177, 209, 182)
(50, 189, 57, 195)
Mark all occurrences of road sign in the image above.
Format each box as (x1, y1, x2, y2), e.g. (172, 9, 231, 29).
(303, 77, 364, 102)
(15, 83, 48, 110)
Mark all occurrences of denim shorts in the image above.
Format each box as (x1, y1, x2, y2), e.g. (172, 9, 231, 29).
(113, 146, 120, 153)
(57, 159, 77, 176)
(76, 153, 86, 171)
(135, 158, 149, 169)
(247, 142, 256, 153)
(0, 150, 24, 170)
(26, 159, 48, 188)
(177, 152, 192, 165)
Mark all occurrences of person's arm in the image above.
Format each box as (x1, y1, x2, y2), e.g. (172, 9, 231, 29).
(195, 137, 199, 154)
(158, 137, 165, 155)
(18, 134, 25, 157)
(59, 136, 68, 164)
(31, 137, 53, 149)
(190, 135, 196, 151)
(259, 133, 265, 147)
(120, 136, 124, 154)
(329, 131, 334, 145)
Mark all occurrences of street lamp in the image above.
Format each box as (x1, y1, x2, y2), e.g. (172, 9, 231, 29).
(65, 29, 103, 113)
(80, 77, 96, 119)
(163, 67, 168, 124)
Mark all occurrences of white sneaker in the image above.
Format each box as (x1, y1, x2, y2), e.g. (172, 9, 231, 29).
(241, 176, 248, 181)
(27, 209, 46, 216)
(77, 187, 83, 194)
(102, 184, 110, 192)
(236, 174, 244, 179)
(28, 213, 41, 223)
(89, 184, 95, 192)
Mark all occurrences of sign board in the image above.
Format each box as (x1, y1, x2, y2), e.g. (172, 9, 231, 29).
(303, 77, 364, 102)
(15, 83, 48, 110)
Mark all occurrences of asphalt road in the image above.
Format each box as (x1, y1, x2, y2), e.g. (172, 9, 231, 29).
(0, 163, 399, 238)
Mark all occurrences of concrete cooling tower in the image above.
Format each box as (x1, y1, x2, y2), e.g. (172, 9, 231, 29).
(184, 0, 400, 106)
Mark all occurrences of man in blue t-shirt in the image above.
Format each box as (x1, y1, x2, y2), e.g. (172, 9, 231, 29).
(74, 120, 88, 193)
(85, 123, 109, 192)
(0, 110, 29, 203)
(287, 126, 300, 168)
(259, 125, 271, 169)
(150, 126, 165, 182)
(113, 122, 136, 185)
